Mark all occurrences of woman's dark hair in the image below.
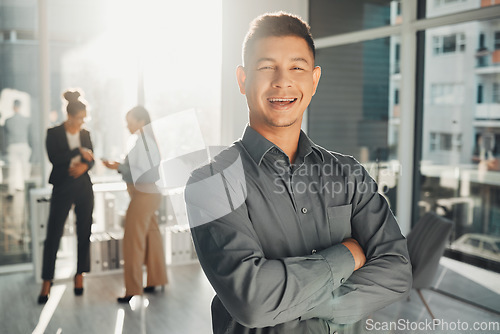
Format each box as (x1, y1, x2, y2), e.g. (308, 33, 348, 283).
(242, 12, 315, 67)
(63, 89, 87, 116)
(127, 105, 151, 125)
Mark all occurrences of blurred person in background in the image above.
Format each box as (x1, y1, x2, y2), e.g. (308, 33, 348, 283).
(103, 105, 168, 303)
(38, 89, 95, 304)
(4, 99, 31, 199)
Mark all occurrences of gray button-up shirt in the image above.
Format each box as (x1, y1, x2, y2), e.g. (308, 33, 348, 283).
(5, 113, 30, 145)
(185, 126, 412, 334)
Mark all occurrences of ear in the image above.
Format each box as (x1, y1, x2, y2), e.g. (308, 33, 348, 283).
(311, 66, 322, 96)
(236, 65, 247, 95)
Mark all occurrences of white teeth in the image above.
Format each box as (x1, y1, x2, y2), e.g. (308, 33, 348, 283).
(268, 98, 295, 102)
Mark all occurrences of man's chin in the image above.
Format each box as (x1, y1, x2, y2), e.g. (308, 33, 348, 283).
(266, 118, 298, 128)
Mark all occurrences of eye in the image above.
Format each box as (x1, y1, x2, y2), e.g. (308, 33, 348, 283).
(292, 66, 304, 71)
(258, 66, 273, 71)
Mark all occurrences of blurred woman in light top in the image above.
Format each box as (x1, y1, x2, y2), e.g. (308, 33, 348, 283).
(103, 105, 168, 303)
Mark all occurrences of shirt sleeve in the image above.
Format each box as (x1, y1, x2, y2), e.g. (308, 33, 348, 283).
(186, 153, 356, 329)
(299, 156, 412, 324)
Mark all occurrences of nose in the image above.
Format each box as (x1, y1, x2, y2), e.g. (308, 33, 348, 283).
(271, 68, 292, 88)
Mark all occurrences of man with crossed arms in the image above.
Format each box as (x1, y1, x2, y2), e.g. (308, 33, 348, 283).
(186, 12, 412, 334)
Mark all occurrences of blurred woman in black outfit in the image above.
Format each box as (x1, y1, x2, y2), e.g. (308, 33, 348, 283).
(38, 89, 95, 304)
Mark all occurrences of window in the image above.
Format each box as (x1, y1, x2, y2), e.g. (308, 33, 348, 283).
(431, 83, 464, 105)
(465, 238, 480, 248)
(308, 37, 399, 210)
(434, 0, 467, 7)
(458, 33, 466, 52)
(0, 0, 222, 271)
(494, 83, 500, 103)
(430, 133, 437, 151)
(433, 33, 466, 54)
(440, 133, 453, 150)
(443, 34, 457, 53)
(483, 242, 496, 253)
(479, 33, 485, 49)
(309, 1, 393, 38)
(429, 132, 461, 152)
(454, 133, 462, 151)
(420, 19, 500, 310)
(394, 43, 401, 73)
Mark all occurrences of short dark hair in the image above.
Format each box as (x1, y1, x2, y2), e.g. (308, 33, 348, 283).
(242, 12, 315, 67)
(127, 105, 151, 125)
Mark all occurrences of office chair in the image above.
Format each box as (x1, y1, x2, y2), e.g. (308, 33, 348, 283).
(406, 211, 453, 319)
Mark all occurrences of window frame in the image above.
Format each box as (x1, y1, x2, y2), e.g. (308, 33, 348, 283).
(311, 0, 500, 238)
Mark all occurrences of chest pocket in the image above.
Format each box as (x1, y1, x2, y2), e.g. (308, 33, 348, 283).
(327, 204, 352, 244)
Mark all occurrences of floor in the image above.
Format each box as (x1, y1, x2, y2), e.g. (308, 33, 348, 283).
(1, 265, 215, 334)
(0, 260, 499, 334)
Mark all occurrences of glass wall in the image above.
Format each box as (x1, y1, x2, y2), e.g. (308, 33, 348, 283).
(416, 15, 500, 310)
(0, 0, 40, 267)
(309, 1, 402, 214)
(310, 0, 398, 38)
(310, 0, 500, 314)
(308, 38, 400, 213)
(0, 0, 222, 270)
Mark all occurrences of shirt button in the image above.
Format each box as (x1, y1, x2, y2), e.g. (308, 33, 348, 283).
(311, 249, 317, 254)
(301, 207, 308, 214)
(340, 278, 345, 284)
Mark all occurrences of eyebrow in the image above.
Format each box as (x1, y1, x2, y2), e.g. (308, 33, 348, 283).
(255, 57, 310, 64)
(290, 57, 309, 64)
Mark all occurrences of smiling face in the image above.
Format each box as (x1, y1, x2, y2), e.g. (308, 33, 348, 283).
(237, 35, 321, 135)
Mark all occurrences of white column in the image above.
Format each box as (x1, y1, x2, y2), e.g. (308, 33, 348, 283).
(38, 0, 50, 185)
(397, 0, 418, 235)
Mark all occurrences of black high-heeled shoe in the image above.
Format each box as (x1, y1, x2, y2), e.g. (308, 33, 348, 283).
(143, 286, 155, 293)
(38, 280, 52, 304)
(117, 295, 134, 303)
(74, 274, 84, 296)
(37, 294, 49, 304)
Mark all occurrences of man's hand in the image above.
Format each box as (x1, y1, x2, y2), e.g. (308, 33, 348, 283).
(79, 147, 94, 162)
(342, 238, 366, 271)
(69, 162, 89, 179)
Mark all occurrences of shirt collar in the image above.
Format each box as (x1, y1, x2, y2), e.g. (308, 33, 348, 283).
(241, 125, 324, 165)
(297, 131, 325, 164)
(241, 125, 275, 165)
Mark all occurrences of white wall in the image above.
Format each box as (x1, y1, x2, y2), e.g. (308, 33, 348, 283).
(220, 0, 309, 145)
